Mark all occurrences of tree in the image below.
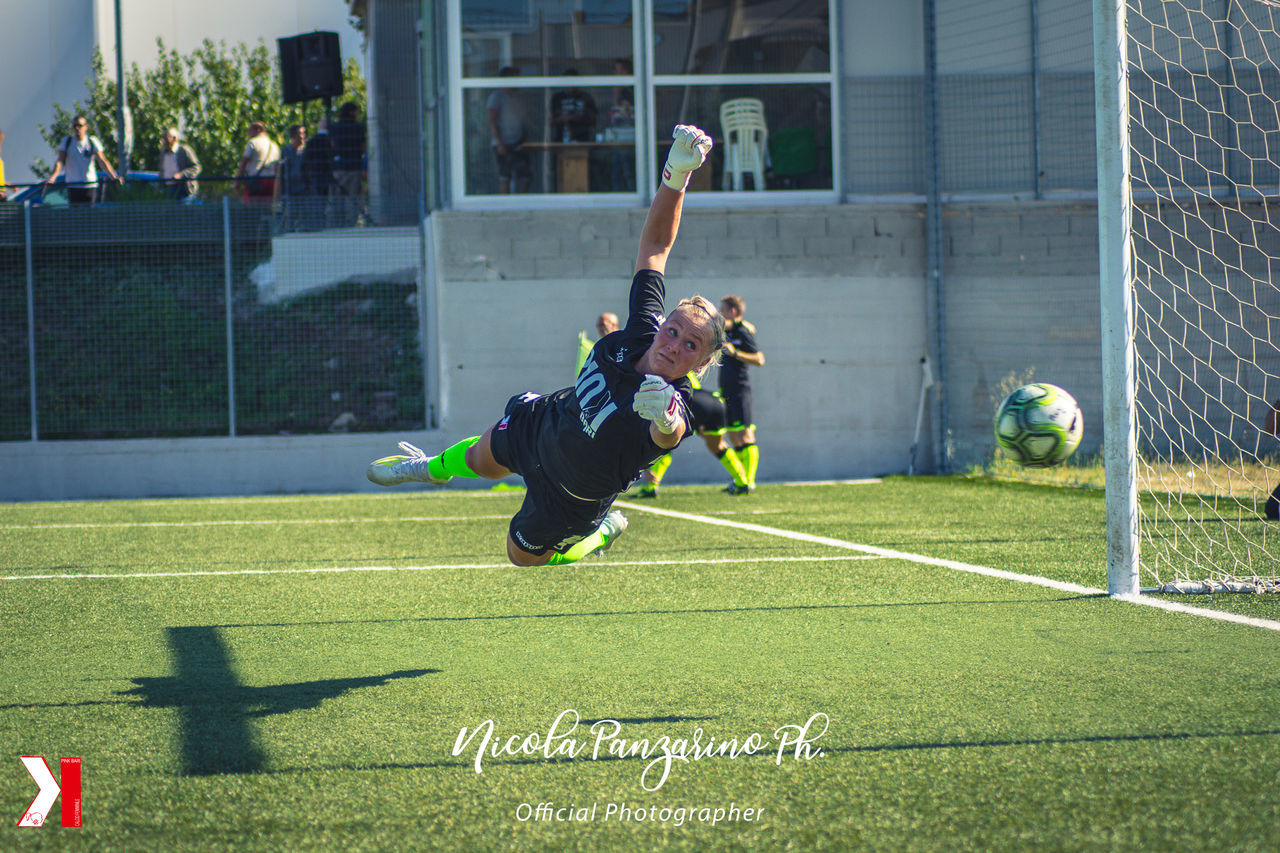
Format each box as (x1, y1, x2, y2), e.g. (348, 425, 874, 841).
(37, 39, 366, 197)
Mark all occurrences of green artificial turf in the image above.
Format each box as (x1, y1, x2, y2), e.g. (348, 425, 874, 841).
(1, 477, 1278, 851)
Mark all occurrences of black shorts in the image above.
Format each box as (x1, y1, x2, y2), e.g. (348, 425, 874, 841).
(722, 387, 754, 432)
(686, 389, 726, 434)
(494, 145, 532, 181)
(489, 392, 614, 555)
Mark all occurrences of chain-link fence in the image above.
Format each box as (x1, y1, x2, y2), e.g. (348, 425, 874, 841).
(845, 1, 1095, 198)
(0, 196, 425, 442)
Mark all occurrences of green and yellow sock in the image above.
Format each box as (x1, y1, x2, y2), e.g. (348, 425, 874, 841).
(546, 528, 608, 565)
(427, 436, 481, 482)
(648, 453, 674, 487)
(739, 443, 759, 486)
(716, 447, 747, 486)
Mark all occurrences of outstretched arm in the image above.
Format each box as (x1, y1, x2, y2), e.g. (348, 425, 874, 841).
(634, 125, 712, 275)
(634, 184, 684, 275)
(46, 149, 67, 183)
(723, 343, 765, 367)
(94, 149, 122, 183)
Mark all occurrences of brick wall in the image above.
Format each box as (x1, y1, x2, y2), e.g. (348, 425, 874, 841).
(432, 204, 933, 484)
(431, 201, 1115, 478)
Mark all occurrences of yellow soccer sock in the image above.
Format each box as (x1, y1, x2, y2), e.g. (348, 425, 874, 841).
(716, 447, 747, 486)
(648, 453, 674, 487)
(741, 443, 759, 486)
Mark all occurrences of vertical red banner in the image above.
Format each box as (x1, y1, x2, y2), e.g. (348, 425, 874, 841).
(60, 758, 81, 827)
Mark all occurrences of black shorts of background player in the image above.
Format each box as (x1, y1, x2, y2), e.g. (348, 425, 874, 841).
(367, 125, 725, 567)
(718, 294, 765, 494)
(638, 387, 748, 497)
(1265, 398, 1280, 520)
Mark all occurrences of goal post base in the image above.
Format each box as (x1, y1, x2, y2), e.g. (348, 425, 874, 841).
(1143, 580, 1280, 595)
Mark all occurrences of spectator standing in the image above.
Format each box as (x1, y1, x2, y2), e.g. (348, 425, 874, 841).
(576, 312, 621, 374)
(302, 118, 334, 230)
(550, 69, 598, 143)
(607, 58, 637, 191)
(236, 121, 280, 204)
(329, 102, 367, 226)
(486, 66, 531, 194)
(276, 124, 308, 230)
(158, 128, 201, 200)
(46, 115, 122, 205)
(0, 128, 7, 201)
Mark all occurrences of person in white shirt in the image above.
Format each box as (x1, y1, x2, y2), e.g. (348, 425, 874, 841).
(46, 115, 122, 205)
(235, 121, 280, 203)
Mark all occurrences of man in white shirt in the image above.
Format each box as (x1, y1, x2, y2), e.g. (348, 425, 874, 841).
(236, 121, 280, 202)
(46, 115, 122, 205)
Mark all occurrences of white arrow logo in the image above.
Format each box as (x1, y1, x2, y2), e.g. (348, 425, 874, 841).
(17, 757, 60, 827)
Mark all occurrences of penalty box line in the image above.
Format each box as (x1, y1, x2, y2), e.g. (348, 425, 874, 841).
(613, 501, 1280, 634)
(0, 555, 861, 582)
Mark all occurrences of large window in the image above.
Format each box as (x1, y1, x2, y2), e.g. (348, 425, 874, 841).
(450, 0, 836, 203)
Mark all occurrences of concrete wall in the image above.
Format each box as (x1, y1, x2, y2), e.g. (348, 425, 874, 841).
(0, 434, 401, 502)
(13, 195, 1270, 500)
(0, 199, 1128, 502)
(0, 202, 940, 501)
(2, 0, 102, 190)
(429, 204, 933, 488)
(939, 203, 1104, 467)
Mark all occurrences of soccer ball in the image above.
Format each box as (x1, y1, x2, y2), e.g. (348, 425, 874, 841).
(993, 383, 1083, 467)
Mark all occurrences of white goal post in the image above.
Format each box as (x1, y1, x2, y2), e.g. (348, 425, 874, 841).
(1098, 0, 1280, 595)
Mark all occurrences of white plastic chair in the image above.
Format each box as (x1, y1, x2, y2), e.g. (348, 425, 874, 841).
(719, 98, 768, 191)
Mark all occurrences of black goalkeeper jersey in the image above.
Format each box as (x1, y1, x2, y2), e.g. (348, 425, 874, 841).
(533, 269, 693, 499)
(719, 319, 759, 396)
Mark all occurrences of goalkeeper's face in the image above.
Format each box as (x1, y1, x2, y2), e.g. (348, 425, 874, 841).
(642, 309, 716, 381)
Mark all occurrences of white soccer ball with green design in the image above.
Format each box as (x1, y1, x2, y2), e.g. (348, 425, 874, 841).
(993, 383, 1083, 467)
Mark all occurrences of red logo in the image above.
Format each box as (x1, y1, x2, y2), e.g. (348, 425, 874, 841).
(17, 757, 80, 828)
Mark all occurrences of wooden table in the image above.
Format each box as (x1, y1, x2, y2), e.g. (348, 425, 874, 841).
(522, 140, 715, 193)
(523, 141, 635, 194)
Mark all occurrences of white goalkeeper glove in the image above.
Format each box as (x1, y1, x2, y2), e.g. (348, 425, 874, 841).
(662, 125, 713, 191)
(632, 375, 682, 434)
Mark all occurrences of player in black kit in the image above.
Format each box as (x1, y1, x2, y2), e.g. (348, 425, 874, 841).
(366, 125, 723, 566)
(718, 294, 765, 494)
(636, 385, 750, 498)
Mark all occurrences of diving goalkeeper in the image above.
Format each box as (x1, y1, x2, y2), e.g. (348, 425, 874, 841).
(366, 125, 725, 566)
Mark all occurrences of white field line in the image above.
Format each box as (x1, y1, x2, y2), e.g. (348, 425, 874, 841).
(6, 492, 1278, 633)
(613, 501, 1280, 633)
(0, 555, 862, 582)
(0, 491, 525, 509)
(0, 508, 783, 531)
(0, 516, 513, 530)
(0, 481, 840, 511)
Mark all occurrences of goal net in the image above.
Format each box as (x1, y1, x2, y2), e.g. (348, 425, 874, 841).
(1121, 0, 1280, 593)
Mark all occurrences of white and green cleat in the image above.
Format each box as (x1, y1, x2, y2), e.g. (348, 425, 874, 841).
(595, 510, 628, 554)
(366, 442, 449, 486)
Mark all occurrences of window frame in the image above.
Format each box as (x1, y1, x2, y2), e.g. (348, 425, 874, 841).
(447, 0, 840, 208)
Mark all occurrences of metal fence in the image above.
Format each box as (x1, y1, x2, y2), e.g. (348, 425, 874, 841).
(0, 197, 426, 442)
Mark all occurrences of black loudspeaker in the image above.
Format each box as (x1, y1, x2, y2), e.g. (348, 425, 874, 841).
(278, 32, 344, 104)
